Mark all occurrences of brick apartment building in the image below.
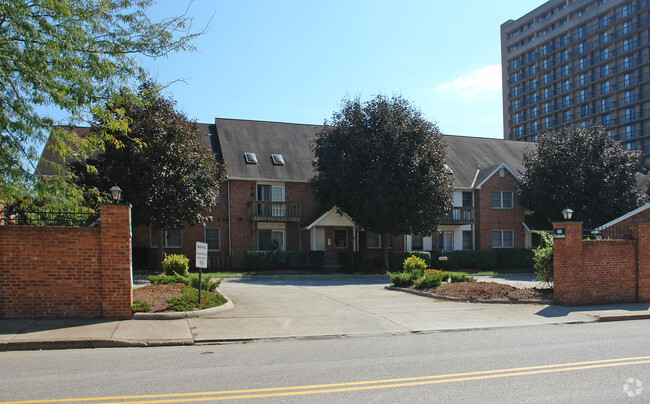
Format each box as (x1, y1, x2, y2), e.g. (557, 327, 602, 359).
(127, 118, 536, 271)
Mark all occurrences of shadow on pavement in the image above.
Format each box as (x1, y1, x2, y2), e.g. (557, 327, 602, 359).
(536, 303, 650, 318)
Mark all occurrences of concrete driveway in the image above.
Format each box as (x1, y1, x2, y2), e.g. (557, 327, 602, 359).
(185, 275, 627, 342)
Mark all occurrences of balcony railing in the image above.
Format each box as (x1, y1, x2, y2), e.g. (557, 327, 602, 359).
(249, 201, 301, 222)
(439, 207, 474, 225)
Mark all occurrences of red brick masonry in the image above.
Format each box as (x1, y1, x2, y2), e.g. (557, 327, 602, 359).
(0, 204, 133, 319)
(553, 221, 650, 305)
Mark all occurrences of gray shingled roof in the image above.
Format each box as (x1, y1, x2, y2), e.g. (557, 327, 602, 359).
(214, 118, 321, 182)
(444, 135, 535, 188)
(214, 118, 536, 187)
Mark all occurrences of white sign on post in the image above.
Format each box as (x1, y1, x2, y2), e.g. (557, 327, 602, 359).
(196, 242, 208, 269)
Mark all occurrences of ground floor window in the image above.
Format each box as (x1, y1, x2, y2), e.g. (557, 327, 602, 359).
(492, 230, 514, 248)
(150, 228, 182, 248)
(433, 232, 453, 251)
(411, 234, 424, 251)
(334, 228, 348, 248)
(366, 231, 392, 249)
(462, 231, 473, 250)
(258, 229, 285, 251)
(205, 228, 220, 251)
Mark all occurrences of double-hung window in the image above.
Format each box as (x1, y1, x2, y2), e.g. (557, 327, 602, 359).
(367, 231, 392, 249)
(492, 191, 513, 209)
(150, 228, 182, 248)
(205, 228, 220, 251)
(492, 231, 514, 248)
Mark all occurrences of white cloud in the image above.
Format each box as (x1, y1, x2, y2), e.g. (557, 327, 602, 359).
(435, 64, 502, 100)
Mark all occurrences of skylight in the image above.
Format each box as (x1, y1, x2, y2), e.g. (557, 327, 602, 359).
(271, 154, 285, 166)
(244, 152, 258, 164)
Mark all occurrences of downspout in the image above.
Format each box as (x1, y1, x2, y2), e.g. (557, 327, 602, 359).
(228, 179, 232, 257)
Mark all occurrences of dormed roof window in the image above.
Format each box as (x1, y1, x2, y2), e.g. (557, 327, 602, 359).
(244, 152, 258, 164)
(271, 154, 285, 166)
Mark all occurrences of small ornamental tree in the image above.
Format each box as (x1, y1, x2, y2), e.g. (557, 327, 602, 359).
(311, 95, 453, 270)
(72, 82, 225, 268)
(518, 125, 646, 226)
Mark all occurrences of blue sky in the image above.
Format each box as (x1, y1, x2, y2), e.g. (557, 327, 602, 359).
(135, 1, 544, 138)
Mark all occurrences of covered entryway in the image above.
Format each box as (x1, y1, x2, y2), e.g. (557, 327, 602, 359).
(304, 207, 358, 271)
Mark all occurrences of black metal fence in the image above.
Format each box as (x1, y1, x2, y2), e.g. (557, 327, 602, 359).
(583, 226, 635, 240)
(0, 206, 99, 227)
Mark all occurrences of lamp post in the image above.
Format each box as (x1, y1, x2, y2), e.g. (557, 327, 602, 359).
(561, 208, 573, 220)
(110, 185, 122, 203)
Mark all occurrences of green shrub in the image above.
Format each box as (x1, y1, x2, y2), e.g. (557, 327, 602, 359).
(131, 300, 151, 312)
(413, 274, 444, 289)
(403, 255, 427, 273)
(187, 274, 222, 291)
(162, 254, 189, 277)
(496, 249, 533, 269)
(148, 274, 179, 285)
(286, 251, 309, 269)
(390, 251, 431, 269)
(168, 287, 228, 311)
(387, 271, 418, 287)
(533, 231, 553, 285)
(449, 273, 476, 283)
(339, 251, 362, 272)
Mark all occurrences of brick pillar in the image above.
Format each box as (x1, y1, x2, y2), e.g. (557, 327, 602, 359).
(100, 204, 133, 319)
(553, 221, 583, 306)
(0, 200, 5, 225)
(635, 223, 650, 302)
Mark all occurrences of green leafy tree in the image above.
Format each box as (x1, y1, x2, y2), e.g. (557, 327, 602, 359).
(311, 95, 453, 270)
(518, 125, 645, 226)
(0, 0, 202, 206)
(72, 82, 225, 267)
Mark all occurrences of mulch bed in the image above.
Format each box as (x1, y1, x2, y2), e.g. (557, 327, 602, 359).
(133, 284, 185, 312)
(416, 281, 553, 302)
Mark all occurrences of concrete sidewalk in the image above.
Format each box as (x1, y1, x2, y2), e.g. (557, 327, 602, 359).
(1, 275, 649, 351)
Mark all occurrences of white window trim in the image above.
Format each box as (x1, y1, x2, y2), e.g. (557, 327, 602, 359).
(492, 191, 514, 210)
(150, 228, 182, 249)
(366, 231, 392, 249)
(492, 230, 515, 249)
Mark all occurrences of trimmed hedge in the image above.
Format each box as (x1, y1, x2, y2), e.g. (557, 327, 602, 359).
(244, 250, 309, 270)
(338, 251, 362, 272)
(431, 250, 497, 270)
(309, 251, 325, 271)
(495, 249, 533, 269)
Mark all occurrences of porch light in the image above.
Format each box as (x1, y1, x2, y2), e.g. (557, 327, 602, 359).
(561, 208, 573, 220)
(110, 185, 122, 203)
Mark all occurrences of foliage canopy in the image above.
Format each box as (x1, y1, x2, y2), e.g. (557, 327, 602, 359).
(311, 95, 453, 268)
(71, 81, 225, 231)
(0, 0, 201, 205)
(518, 125, 645, 226)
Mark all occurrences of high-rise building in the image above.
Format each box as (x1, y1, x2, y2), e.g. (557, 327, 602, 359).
(501, 0, 650, 162)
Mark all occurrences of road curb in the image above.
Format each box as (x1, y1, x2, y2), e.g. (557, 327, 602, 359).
(0, 338, 195, 351)
(385, 286, 553, 305)
(596, 313, 650, 322)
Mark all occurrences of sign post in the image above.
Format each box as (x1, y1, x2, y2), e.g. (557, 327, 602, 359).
(195, 242, 208, 306)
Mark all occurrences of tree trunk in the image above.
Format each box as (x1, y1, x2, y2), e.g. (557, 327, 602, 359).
(382, 232, 390, 272)
(156, 228, 165, 273)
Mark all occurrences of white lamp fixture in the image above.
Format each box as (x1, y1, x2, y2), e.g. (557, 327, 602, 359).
(561, 208, 573, 220)
(110, 185, 122, 203)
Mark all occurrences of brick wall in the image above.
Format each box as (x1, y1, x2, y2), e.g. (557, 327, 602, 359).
(0, 204, 132, 319)
(475, 170, 526, 250)
(553, 221, 650, 305)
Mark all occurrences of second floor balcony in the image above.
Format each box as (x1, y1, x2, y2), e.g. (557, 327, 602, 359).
(439, 207, 474, 225)
(249, 201, 301, 222)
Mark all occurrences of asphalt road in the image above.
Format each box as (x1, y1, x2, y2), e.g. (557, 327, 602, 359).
(1, 320, 649, 403)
